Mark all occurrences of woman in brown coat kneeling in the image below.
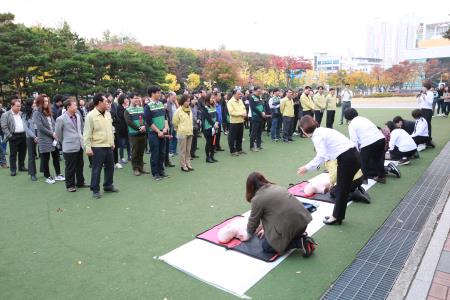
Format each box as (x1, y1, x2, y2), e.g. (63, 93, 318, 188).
(244, 172, 314, 255)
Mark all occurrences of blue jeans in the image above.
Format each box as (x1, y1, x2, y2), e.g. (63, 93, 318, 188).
(148, 132, 166, 176)
(0, 134, 6, 165)
(119, 136, 131, 160)
(169, 128, 177, 154)
(270, 115, 282, 140)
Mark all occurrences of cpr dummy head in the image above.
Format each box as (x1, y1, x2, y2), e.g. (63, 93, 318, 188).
(217, 217, 249, 243)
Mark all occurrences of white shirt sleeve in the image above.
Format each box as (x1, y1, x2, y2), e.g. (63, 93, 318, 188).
(268, 97, 275, 109)
(388, 130, 397, 151)
(425, 91, 434, 106)
(411, 118, 428, 137)
(348, 123, 359, 151)
(305, 134, 327, 171)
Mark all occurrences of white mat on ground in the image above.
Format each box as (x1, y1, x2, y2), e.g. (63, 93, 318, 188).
(157, 178, 376, 299)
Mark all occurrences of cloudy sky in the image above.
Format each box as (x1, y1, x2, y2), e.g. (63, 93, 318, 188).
(1, 0, 449, 57)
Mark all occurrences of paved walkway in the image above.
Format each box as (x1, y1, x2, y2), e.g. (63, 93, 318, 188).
(427, 232, 450, 299)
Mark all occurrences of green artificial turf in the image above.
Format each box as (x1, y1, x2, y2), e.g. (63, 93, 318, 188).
(0, 109, 449, 300)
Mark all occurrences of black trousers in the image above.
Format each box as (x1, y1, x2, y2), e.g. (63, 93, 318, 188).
(250, 119, 263, 148)
(40, 150, 61, 178)
(421, 108, 433, 140)
(389, 146, 417, 160)
(203, 129, 214, 158)
(262, 229, 306, 254)
(190, 128, 198, 156)
(302, 110, 314, 118)
(148, 132, 166, 176)
(314, 110, 324, 126)
(63, 148, 85, 188)
(113, 132, 119, 164)
(9, 133, 27, 172)
(164, 134, 171, 165)
(333, 147, 361, 220)
(282, 116, 294, 141)
(326, 110, 335, 128)
(215, 126, 222, 150)
(90, 147, 114, 193)
(412, 135, 430, 145)
(360, 138, 385, 180)
(228, 123, 243, 153)
(26, 137, 37, 176)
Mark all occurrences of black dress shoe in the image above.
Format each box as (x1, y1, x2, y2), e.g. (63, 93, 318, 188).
(93, 192, 102, 199)
(11, 171, 16, 176)
(216, 148, 225, 151)
(31, 175, 37, 181)
(165, 163, 175, 167)
(323, 217, 342, 225)
(181, 167, 190, 172)
(77, 184, 90, 188)
(19, 167, 28, 172)
(211, 157, 218, 162)
(191, 155, 199, 158)
(206, 157, 214, 163)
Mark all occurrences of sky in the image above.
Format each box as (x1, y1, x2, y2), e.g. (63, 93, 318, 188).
(1, 0, 449, 58)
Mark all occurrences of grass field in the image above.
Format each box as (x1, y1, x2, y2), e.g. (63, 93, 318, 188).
(0, 109, 449, 300)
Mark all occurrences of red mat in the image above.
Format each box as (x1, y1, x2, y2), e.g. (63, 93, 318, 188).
(287, 181, 315, 198)
(196, 215, 281, 262)
(196, 215, 243, 248)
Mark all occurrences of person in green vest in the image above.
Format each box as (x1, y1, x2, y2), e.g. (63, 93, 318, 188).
(144, 86, 170, 181)
(249, 86, 266, 151)
(201, 93, 219, 163)
(124, 93, 149, 176)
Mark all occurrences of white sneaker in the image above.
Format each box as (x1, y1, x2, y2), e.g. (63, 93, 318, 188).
(169, 153, 174, 158)
(417, 144, 426, 152)
(120, 158, 128, 164)
(45, 177, 56, 184)
(55, 174, 65, 181)
(115, 163, 123, 169)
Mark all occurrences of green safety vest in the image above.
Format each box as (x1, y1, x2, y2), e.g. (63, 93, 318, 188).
(126, 106, 145, 136)
(147, 101, 165, 131)
(203, 106, 217, 130)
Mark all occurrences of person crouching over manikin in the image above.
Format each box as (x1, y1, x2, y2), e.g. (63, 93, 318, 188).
(303, 160, 371, 204)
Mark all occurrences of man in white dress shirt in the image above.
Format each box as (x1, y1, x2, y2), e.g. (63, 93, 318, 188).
(339, 83, 353, 125)
(0, 97, 28, 176)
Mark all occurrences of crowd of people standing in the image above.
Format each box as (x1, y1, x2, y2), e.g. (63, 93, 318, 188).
(0, 81, 446, 202)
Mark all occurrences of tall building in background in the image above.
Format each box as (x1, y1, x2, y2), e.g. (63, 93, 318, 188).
(394, 14, 421, 64)
(366, 14, 450, 68)
(366, 18, 394, 69)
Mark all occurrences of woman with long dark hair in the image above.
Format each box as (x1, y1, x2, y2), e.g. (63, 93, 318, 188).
(201, 93, 219, 163)
(23, 98, 38, 181)
(244, 172, 313, 255)
(33, 94, 64, 184)
(297, 115, 361, 225)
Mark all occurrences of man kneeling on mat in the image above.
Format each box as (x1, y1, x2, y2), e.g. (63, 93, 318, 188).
(303, 160, 370, 204)
(240, 172, 316, 257)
